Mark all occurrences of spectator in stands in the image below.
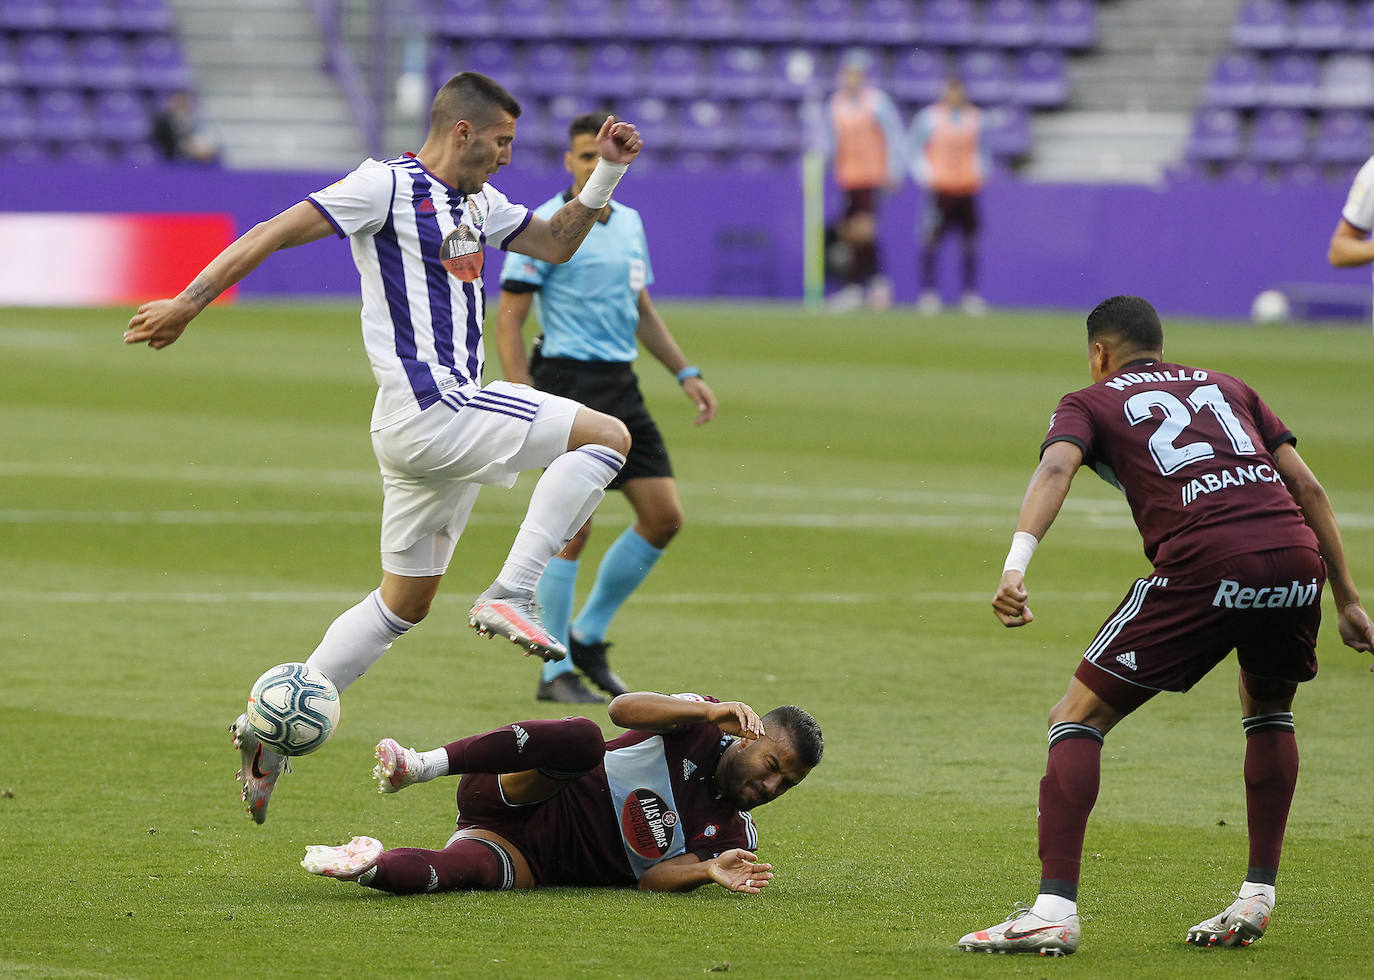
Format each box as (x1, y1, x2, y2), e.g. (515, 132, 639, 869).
(824, 48, 905, 313)
(910, 77, 989, 317)
(151, 90, 220, 165)
(1327, 154, 1374, 330)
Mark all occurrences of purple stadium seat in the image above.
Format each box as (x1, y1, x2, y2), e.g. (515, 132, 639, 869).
(432, 0, 500, 38)
(113, 0, 172, 33)
(93, 88, 150, 142)
(33, 88, 95, 142)
(956, 49, 1009, 106)
(0, 35, 16, 88)
(682, 0, 739, 42)
(1320, 53, 1374, 109)
(584, 43, 641, 101)
(0, 0, 57, 31)
(500, 0, 557, 39)
(56, 0, 115, 32)
(677, 98, 731, 152)
(1248, 107, 1309, 164)
(512, 97, 555, 150)
(644, 43, 706, 99)
(770, 46, 827, 100)
(1354, 1, 1374, 51)
(523, 43, 578, 97)
(1012, 48, 1069, 108)
(1203, 51, 1263, 109)
(921, 0, 976, 48)
(60, 139, 115, 165)
(134, 35, 192, 90)
(455, 40, 517, 84)
(982, 103, 1030, 160)
(891, 47, 946, 104)
(76, 34, 137, 91)
(1186, 107, 1244, 163)
(1292, 0, 1349, 52)
(982, 0, 1039, 48)
(18, 33, 76, 90)
(0, 88, 35, 141)
(1313, 109, 1374, 165)
(1230, 0, 1291, 51)
(858, 0, 920, 46)
(560, 0, 619, 40)
(799, 0, 859, 45)
(621, 0, 680, 41)
(618, 95, 674, 149)
(736, 98, 800, 152)
(1264, 51, 1320, 108)
(710, 45, 772, 101)
(741, 0, 800, 44)
(1040, 0, 1097, 50)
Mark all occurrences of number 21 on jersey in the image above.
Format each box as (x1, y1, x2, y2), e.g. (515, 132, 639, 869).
(1125, 384, 1257, 476)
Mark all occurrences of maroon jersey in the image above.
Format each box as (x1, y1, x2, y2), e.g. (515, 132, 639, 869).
(1043, 360, 1317, 569)
(462, 698, 757, 888)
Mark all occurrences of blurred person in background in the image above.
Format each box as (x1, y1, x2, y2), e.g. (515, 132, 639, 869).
(150, 90, 220, 164)
(824, 48, 905, 313)
(1326, 153, 1374, 332)
(910, 78, 988, 317)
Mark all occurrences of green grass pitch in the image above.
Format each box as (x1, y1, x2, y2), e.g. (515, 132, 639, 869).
(2, 302, 1372, 978)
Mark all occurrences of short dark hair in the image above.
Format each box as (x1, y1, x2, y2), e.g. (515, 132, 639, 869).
(763, 705, 824, 768)
(429, 72, 521, 133)
(1086, 295, 1164, 354)
(568, 112, 605, 144)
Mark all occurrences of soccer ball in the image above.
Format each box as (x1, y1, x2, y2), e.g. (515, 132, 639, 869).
(1250, 289, 1290, 323)
(246, 662, 340, 756)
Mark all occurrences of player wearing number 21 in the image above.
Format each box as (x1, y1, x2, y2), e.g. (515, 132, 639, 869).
(960, 295, 1374, 956)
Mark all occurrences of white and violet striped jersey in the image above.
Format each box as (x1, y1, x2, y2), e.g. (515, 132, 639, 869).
(308, 154, 533, 430)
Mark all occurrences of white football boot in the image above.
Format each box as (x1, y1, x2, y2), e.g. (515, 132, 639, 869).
(302, 836, 384, 880)
(1186, 893, 1272, 948)
(469, 593, 567, 662)
(231, 713, 286, 825)
(958, 904, 1081, 956)
(373, 737, 424, 794)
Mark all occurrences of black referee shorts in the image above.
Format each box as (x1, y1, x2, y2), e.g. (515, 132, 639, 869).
(530, 354, 672, 490)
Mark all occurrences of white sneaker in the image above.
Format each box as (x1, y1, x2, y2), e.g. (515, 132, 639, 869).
(1186, 893, 1272, 948)
(231, 713, 286, 825)
(825, 283, 865, 313)
(302, 836, 384, 880)
(917, 289, 943, 315)
(961, 292, 987, 317)
(865, 275, 893, 311)
(469, 594, 567, 662)
(958, 904, 1080, 956)
(373, 737, 422, 794)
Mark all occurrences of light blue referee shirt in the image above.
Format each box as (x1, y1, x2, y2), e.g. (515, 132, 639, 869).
(498, 191, 653, 363)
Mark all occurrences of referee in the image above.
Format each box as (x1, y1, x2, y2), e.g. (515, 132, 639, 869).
(496, 112, 717, 703)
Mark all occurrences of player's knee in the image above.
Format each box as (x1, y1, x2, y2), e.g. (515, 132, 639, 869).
(562, 716, 607, 771)
(571, 411, 630, 456)
(643, 508, 683, 547)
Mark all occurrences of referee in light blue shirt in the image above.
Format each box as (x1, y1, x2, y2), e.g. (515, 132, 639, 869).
(497, 112, 717, 703)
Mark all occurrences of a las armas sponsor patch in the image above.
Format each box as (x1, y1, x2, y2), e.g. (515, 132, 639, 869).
(620, 788, 679, 859)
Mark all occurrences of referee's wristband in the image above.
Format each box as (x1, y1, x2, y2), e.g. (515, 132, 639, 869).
(676, 366, 702, 384)
(1003, 531, 1039, 574)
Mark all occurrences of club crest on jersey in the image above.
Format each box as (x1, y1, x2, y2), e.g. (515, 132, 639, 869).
(465, 196, 485, 228)
(440, 224, 483, 281)
(620, 788, 679, 859)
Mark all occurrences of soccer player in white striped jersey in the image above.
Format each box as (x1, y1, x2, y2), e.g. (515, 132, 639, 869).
(125, 72, 643, 824)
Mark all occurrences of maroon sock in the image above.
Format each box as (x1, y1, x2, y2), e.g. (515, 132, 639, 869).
(1037, 724, 1104, 900)
(444, 716, 604, 776)
(362, 838, 514, 894)
(1242, 714, 1298, 884)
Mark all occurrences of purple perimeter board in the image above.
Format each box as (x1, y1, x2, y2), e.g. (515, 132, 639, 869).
(0, 159, 1362, 319)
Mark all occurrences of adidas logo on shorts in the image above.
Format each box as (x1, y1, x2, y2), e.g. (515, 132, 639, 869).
(1116, 651, 1138, 671)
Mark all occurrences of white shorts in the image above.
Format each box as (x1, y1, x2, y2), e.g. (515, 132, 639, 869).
(372, 381, 581, 577)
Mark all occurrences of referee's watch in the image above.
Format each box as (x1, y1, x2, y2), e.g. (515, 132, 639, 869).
(676, 366, 702, 384)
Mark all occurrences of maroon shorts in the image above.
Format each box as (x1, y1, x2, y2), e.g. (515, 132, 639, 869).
(1076, 547, 1325, 713)
(451, 773, 547, 879)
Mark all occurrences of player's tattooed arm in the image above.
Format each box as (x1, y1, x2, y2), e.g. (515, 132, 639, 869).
(181, 274, 223, 311)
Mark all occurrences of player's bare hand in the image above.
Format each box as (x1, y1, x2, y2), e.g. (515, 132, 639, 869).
(1337, 601, 1374, 659)
(124, 298, 196, 349)
(706, 700, 764, 740)
(709, 849, 773, 894)
(596, 115, 642, 164)
(993, 570, 1034, 627)
(682, 376, 717, 426)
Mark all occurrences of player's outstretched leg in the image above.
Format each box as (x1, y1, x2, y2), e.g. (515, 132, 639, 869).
(373, 737, 449, 794)
(469, 593, 567, 662)
(302, 836, 384, 880)
(1186, 893, 1273, 948)
(230, 713, 286, 824)
(957, 904, 1080, 956)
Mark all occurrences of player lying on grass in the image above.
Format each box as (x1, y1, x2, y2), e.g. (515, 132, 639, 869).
(960, 295, 1374, 956)
(302, 692, 822, 893)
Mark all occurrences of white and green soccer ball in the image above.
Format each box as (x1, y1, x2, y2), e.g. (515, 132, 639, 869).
(246, 662, 340, 756)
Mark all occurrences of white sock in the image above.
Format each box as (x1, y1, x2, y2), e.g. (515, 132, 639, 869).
(1030, 894, 1077, 921)
(416, 748, 449, 781)
(305, 589, 415, 693)
(495, 445, 625, 595)
(1240, 881, 1276, 906)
